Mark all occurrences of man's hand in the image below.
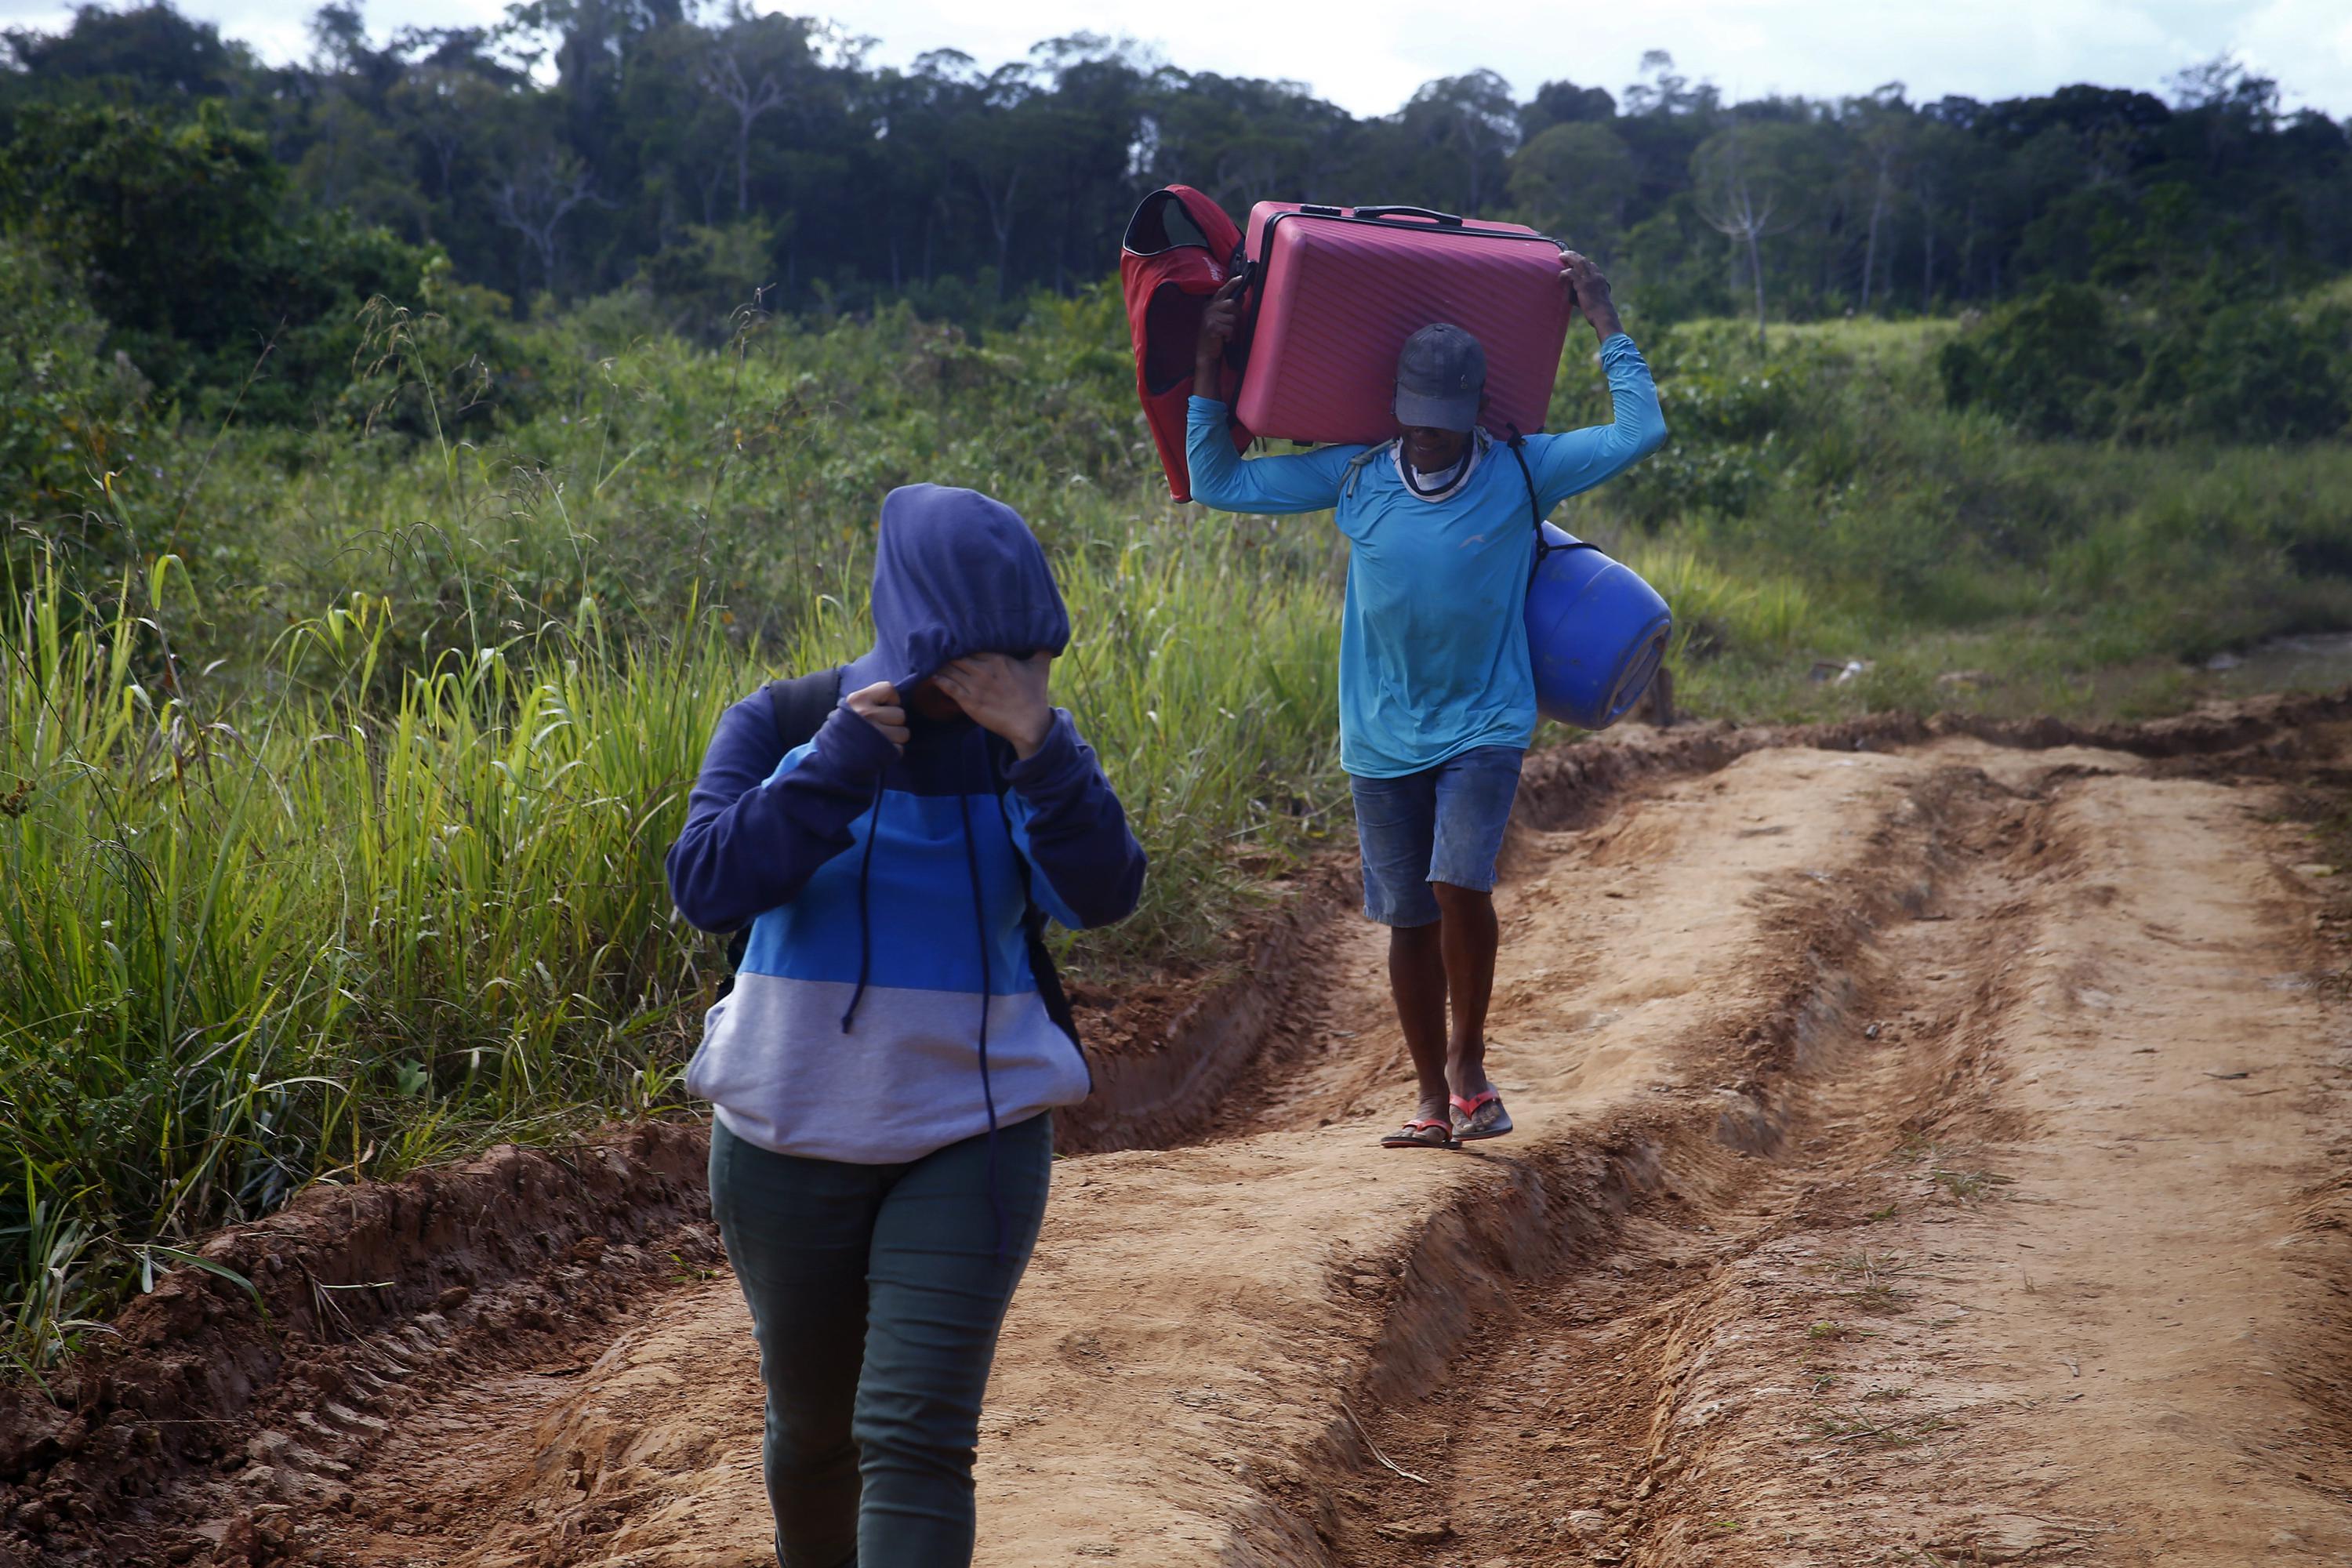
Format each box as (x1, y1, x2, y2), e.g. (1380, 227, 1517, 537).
(1192, 276, 1247, 398)
(1560, 250, 1624, 343)
(935, 652, 1055, 759)
(843, 681, 909, 752)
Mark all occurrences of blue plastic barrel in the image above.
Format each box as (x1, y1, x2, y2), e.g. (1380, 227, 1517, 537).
(1524, 522, 1673, 730)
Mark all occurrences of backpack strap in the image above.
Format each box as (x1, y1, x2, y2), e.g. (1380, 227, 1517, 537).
(764, 667, 844, 753)
(720, 668, 844, 984)
(987, 746, 1087, 1060)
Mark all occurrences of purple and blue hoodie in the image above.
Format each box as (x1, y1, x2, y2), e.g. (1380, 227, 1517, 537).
(666, 485, 1146, 1164)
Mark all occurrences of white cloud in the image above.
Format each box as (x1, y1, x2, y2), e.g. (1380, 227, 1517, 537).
(2236, 0, 2352, 114)
(2, 0, 2345, 114)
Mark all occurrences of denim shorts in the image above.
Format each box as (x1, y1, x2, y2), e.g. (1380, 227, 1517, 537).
(1348, 746, 1525, 927)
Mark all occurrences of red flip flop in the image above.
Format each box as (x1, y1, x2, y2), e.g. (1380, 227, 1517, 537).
(1450, 1090, 1514, 1142)
(1381, 1116, 1454, 1149)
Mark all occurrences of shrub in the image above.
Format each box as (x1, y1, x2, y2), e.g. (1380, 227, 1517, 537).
(2177, 299, 2350, 443)
(0, 100, 456, 425)
(1940, 281, 2352, 444)
(1937, 284, 2128, 438)
(0, 238, 147, 517)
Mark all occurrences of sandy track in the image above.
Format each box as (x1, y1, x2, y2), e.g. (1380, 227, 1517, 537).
(25, 707, 2352, 1568)
(1335, 739, 2352, 1565)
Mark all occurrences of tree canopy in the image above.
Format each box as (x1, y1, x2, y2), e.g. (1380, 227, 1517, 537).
(3, 4, 2347, 419)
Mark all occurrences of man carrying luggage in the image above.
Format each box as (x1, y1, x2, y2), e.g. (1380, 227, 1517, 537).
(1185, 252, 1664, 1149)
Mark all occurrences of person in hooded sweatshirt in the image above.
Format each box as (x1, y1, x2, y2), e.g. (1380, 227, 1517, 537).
(1184, 251, 1664, 1152)
(665, 483, 1146, 1568)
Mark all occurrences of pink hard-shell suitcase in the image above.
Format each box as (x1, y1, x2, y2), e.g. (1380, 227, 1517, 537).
(1235, 203, 1570, 447)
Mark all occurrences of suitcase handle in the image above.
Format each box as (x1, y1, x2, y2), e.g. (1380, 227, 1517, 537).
(1351, 205, 1465, 226)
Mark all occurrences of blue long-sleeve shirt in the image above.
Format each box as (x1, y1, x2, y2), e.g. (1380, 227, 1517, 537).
(1186, 332, 1666, 777)
(666, 688, 1145, 1163)
(665, 481, 1148, 1163)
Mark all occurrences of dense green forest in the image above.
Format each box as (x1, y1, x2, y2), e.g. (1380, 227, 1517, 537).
(4, 0, 2350, 440)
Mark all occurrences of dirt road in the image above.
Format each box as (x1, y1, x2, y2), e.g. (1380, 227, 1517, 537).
(20, 705, 2352, 1567)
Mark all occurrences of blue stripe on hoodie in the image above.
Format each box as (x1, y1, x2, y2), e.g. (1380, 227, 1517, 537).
(665, 484, 1147, 1164)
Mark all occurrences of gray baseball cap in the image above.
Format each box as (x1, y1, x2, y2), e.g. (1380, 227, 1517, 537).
(1392, 322, 1487, 432)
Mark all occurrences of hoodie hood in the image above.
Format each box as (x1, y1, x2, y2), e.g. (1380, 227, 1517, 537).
(842, 484, 1072, 695)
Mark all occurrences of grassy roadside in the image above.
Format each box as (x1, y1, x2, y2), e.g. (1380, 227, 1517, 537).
(2, 283, 2348, 1367)
(1570, 308, 2352, 724)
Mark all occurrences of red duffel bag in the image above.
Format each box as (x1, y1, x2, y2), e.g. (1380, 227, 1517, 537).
(1235, 203, 1570, 447)
(1119, 185, 1253, 502)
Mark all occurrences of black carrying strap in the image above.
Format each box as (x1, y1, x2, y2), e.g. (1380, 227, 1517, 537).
(1223, 240, 1262, 385)
(1504, 421, 1599, 585)
(987, 748, 1086, 1058)
(1351, 205, 1465, 225)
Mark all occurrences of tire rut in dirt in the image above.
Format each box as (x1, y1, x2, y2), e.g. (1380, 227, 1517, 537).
(1316, 761, 2024, 1566)
(1317, 747, 2352, 1566)
(1230, 754, 1977, 1563)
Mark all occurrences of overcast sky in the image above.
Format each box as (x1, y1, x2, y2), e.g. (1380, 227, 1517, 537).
(5, 0, 2349, 118)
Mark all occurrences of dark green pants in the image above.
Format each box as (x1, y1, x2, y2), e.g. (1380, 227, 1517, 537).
(707, 1113, 1053, 1568)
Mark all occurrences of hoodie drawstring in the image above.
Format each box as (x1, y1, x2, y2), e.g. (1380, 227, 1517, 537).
(956, 787, 1009, 1261)
(833, 740, 1009, 1260)
(839, 775, 887, 1033)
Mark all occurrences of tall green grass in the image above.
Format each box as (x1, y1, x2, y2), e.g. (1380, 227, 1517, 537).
(0, 559, 722, 1366)
(1616, 539, 1826, 661)
(0, 521, 1338, 1367)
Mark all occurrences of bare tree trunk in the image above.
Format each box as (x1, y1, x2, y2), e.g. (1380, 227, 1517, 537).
(701, 50, 786, 217)
(1960, 198, 1977, 300)
(1860, 202, 1880, 310)
(493, 157, 599, 303)
(1056, 194, 1073, 295)
(1458, 113, 1483, 211)
(1697, 140, 1780, 354)
(976, 167, 1021, 302)
(1861, 151, 1893, 312)
(425, 128, 459, 201)
(1747, 227, 1768, 353)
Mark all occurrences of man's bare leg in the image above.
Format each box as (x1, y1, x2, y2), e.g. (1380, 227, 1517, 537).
(1388, 921, 1451, 1128)
(1432, 881, 1498, 1102)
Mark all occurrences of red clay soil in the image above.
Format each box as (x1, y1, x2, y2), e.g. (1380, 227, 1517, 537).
(4, 691, 2350, 1568)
